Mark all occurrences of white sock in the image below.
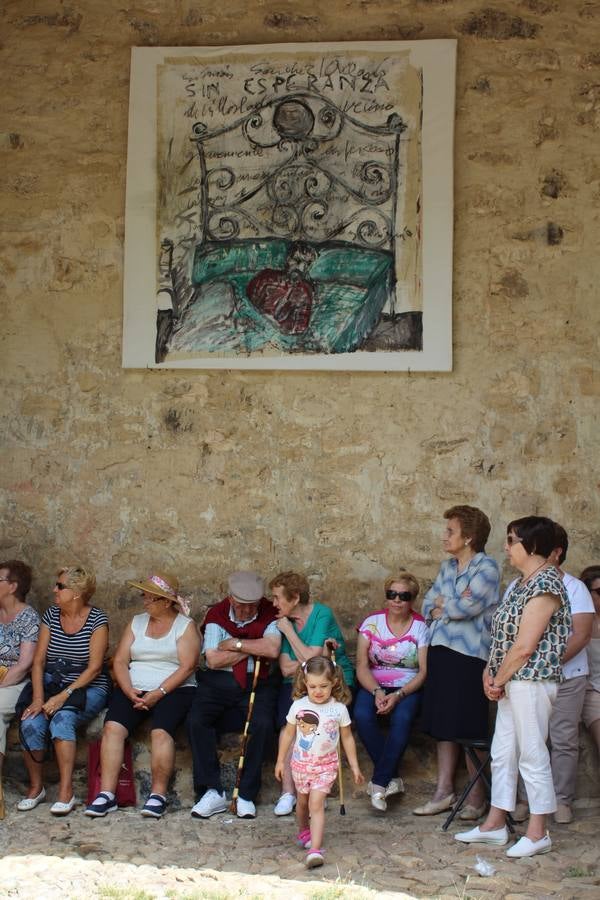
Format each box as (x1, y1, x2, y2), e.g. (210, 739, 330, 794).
(101, 791, 115, 801)
(145, 794, 166, 807)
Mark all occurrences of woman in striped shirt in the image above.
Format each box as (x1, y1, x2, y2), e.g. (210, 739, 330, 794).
(18, 565, 110, 816)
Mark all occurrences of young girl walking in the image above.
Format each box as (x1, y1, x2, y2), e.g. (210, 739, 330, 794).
(275, 656, 364, 869)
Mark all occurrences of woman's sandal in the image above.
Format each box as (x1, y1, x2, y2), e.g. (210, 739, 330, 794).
(16, 787, 46, 811)
(84, 792, 118, 817)
(50, 796, 76, 816)
(141, 793, 167, 818)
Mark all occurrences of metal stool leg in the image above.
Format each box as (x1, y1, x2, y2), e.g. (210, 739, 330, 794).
(442, 745, 516, 834)
(442, 751, 490, 831)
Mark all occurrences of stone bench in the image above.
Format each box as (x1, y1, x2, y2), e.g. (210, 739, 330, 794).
(4, 715, 599, 809)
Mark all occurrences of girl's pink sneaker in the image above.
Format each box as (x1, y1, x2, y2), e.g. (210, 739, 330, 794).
(296, 829, 312, 848)
(306, 849, 324, 869)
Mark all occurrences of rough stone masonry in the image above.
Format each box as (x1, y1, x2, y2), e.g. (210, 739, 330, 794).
(1, 1, 599, 798)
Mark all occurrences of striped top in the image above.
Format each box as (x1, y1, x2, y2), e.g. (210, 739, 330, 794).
(422, 553, 500, 662)
(42, 605, 111, 693)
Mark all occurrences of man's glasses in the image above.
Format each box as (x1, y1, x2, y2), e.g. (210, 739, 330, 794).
(386, 590, 413, 602)
(506, 535, 523, 546)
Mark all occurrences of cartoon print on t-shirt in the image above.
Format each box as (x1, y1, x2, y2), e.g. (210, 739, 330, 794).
(296, 709, 320, 752)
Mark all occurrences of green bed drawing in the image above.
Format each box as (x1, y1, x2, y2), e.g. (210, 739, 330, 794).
(167, 239, 393, 356)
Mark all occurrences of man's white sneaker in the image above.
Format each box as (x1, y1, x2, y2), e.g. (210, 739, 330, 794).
(236, 797, 256, 819)
(274, 792, 296, 816)
(454, 825, 509, 845)
(191, 789, 228, 818)
(506, 833, 552, 858)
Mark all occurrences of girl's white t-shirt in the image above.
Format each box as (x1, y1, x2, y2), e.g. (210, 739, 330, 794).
(286, 697, 350, 761)
(128, 612, 196, 690)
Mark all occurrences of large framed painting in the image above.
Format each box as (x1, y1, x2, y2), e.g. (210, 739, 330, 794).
(122, 40, 456, 371)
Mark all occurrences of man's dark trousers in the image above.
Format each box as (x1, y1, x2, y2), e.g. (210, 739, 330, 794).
(188, 669, 277, 801)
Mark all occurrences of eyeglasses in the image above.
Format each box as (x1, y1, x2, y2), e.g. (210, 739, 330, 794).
(0, 577, 13, 583)
(386, 590, 413, 602)
(591, 587, 600, 595)
(506, 535, 523, 546)
(55, 581, 70, 591)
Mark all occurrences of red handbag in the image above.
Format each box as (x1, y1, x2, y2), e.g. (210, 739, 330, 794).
(87, 738, 137, 807)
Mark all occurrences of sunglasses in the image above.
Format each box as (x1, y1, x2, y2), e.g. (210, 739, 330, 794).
(386, 590, 413, 602)
(55, 581, 70, 591)
(506, 535, 523, 546)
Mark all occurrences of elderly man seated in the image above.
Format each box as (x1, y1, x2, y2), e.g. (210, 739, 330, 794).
(188, 571, 281, 819)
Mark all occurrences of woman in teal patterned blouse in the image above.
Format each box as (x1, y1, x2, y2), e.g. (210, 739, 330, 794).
(270, 571, 354, 817)
(455, 516, 571, 859)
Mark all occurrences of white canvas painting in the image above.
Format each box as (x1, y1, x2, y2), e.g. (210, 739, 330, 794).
(122, 41, 456, 371)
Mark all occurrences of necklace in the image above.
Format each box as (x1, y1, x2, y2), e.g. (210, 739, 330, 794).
(520, 560, 548, 585)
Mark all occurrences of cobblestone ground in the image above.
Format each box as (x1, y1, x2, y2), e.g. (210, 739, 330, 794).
(1, 780, 599, 899)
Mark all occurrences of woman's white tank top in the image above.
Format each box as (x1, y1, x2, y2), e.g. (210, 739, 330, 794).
(128, 612, 196, 690)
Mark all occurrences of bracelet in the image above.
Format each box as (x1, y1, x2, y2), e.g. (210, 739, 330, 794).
(158, 686, 167, 696)
(372, 687, 383, 696)
(65, 687, 73, 697)
(395, 688, 406, 699)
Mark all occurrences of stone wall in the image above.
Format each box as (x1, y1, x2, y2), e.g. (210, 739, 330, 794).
(1, 5, 599, 645)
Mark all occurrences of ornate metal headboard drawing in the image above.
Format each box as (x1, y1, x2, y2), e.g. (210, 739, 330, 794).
(190, 90, 406, 251)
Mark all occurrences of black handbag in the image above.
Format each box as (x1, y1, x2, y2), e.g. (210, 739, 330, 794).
(15, 660, 88, 759)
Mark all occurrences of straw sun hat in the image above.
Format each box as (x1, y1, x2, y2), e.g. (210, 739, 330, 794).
(128, 570, 191, 616)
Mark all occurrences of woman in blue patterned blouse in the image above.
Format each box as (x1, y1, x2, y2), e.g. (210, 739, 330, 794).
(0, 560, 40, 817)
(455, 516, 570, 858)
(414, 505, 500, 819)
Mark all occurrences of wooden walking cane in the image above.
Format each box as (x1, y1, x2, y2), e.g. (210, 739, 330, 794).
(230, 657, 261, 814)
(326, 640, 346, 815)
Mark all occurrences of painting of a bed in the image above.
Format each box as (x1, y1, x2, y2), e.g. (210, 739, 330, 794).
(168, 238, 393, 357)
(123, 43, 456, 370)
(155, 79, 424, 365)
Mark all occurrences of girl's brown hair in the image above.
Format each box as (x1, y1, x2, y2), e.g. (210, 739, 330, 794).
(292, 655, 351, 705)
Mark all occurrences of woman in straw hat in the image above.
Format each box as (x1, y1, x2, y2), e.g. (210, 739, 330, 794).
(85, 570, 200, 819)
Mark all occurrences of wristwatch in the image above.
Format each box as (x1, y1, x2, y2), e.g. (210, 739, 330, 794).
(65, 687, 73, 697)
(372, 687, 383, 696)
(235, 639, 243, 650)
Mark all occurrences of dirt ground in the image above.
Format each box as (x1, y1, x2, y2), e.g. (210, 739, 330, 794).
(1, 776, 599, 900)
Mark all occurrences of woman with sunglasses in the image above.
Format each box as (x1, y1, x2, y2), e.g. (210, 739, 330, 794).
(415, 505, 499, 819)
(18, 565, 110, 815)
(456, 516, 570, 858)
(354, 572, 428, 811)
(580, 565, 600, 758)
